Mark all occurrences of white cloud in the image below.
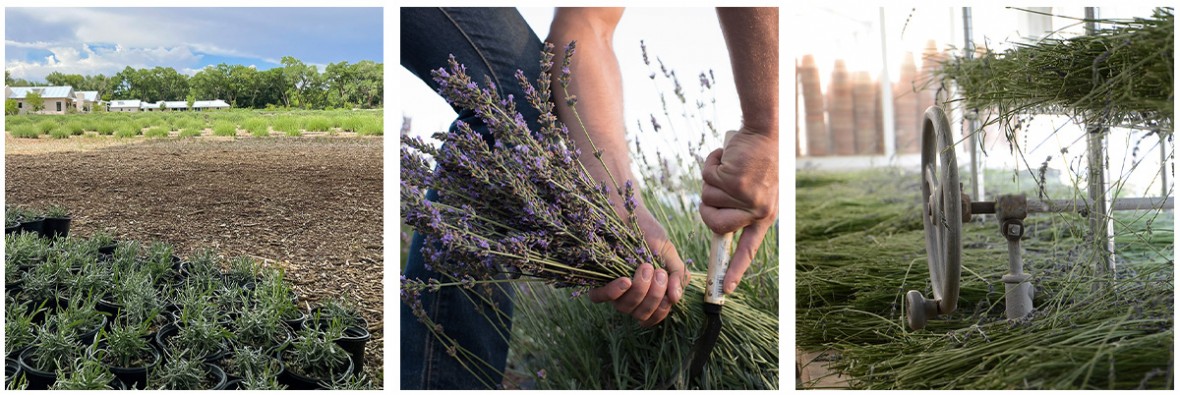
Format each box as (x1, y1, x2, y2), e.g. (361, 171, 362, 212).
(6, 41, 203, 80)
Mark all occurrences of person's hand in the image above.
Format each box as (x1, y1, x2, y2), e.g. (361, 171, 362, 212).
(587, 210, 687, 327)
(700, 127, 778, 294)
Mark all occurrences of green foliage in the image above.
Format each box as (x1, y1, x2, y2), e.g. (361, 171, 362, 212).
(50, 358, 115, 390)
(102, 322, 154, 368)
(6, 99, 19, 115)
(151, 357, 208, 390)
(63, 121, 86, 135)
(940, 8, 1174, 128)
(29, 326, 82, 372)
(35, 120, 58, 133)
(796, 170, 1173, 389)
(211, 121, 237, 137)
(270, 117, 299, 134)
(341, 116, 383, 136)
(179, 129, 202, 138)
(3, 232, 379, 388)
(144, 126, 169, 138)
(168, 319, 230, 360)
(5, 301, 37, 356)
(43, 205, 69, 219)
(244, 118, 270, 137)
(95, 121, 116, 135)
(303, 116, 333, 132)
(229, 347, 284, 389)
(114, 122, 140, 138)
(284, 324, 351, 381)
(48, 127, 71, 139)
(232, 307, 289, 350)
(10, 124, 40, 138)
(25, 92, 44, 112)
(5, 231, 49, 267)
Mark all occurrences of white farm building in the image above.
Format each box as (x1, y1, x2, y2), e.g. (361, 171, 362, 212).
(6, 85, 229, 114)
(107, 99, 230, 112)
(5, 86, 101, 114)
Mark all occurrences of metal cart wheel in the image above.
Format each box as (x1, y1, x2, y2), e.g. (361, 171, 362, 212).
(906, 106, 963, 330)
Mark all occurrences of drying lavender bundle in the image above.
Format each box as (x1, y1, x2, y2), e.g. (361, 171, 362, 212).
(401, 42, 658, 295)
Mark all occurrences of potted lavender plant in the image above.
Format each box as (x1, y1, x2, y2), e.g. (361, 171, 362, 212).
(14, 207, 44, 236)
(98, 322, 162, 389)
(149, 355, 228, 390)
(309, 299, 370, 374)
(157, 318, 231, 363)
(278, 323, 353, 389)
(5, 209, 20, 234)
(48, 358, 118, 390)
(5, 301, 36, 360)
(18, 326, 82, 389)
(218, 346, 284, 386)
(40, 205, 71, 239)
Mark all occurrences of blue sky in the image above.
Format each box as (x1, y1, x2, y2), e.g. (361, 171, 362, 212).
(6, 7, 383, 81)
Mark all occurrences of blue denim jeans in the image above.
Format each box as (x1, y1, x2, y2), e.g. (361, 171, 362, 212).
(400, 7, 544, 390)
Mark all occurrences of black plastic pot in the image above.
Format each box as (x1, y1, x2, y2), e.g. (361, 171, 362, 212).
(103, 341, 162, 390)
(217, 349, 285, 384)
(17, 347, 56, 390)
(97, 243, 118, 255)
(75, 315, 108, 345)
(96, 297, 121, 324)
(223, 378, 242, 390)
(40, 217, 70, 239)
(337, 325, 371, 375)
(307, 318, 370, 375)
(155, 324, 230, 363)
(5, 357, 20, 389)
(281, 309, 307, 331)
(157, 363, 228, 390)
(6, 346, 29, 361)
(28, 296, 67, 325)
(18, 218, 43, 236)
(205, 363, 229, 390)
(278, 350, 353, 390)
(6, 283, 22, 298)
(5, 224, 19, 235)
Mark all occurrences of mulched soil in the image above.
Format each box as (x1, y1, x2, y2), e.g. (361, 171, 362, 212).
(5, 137, 385, 379)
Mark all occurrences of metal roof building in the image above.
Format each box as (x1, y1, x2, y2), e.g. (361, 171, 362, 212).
(7, 86, 74, 99)
(108, 100, 142, 112)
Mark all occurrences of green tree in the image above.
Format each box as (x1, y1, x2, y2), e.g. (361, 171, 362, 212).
(186, 93, 195, 110)
(5, 99, 18, 115)
(46, 71, 84, 88)
(25, 92, 44, 113)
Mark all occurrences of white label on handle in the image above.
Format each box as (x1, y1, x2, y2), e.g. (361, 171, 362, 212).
(705, 232, 734, 305)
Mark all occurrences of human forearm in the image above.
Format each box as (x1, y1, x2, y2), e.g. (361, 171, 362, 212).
(716, 7, 779, 136)
(551, 7, 687, 324)
(547, 8, 641, 217)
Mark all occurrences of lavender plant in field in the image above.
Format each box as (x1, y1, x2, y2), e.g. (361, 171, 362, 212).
(401, 42, 658, 306)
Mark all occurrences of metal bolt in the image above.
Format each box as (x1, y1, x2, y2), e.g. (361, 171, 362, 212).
(1006, 224, 1022, 236)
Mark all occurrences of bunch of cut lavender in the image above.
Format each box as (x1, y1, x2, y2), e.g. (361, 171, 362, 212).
(401, 42, 657, 295)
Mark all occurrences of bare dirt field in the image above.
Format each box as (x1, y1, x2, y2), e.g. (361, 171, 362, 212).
(5, 135, 385, 378)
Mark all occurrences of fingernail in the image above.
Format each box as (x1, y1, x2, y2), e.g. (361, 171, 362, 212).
(724, 281, 736, 294)
(641, 266, 652, 281)
(618, 279, 630, 291)
(655, 271, 667, 286)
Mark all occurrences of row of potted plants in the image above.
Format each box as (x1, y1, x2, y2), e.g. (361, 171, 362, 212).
(4, 231, 374, 390)
(5, 205, 71, 239)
